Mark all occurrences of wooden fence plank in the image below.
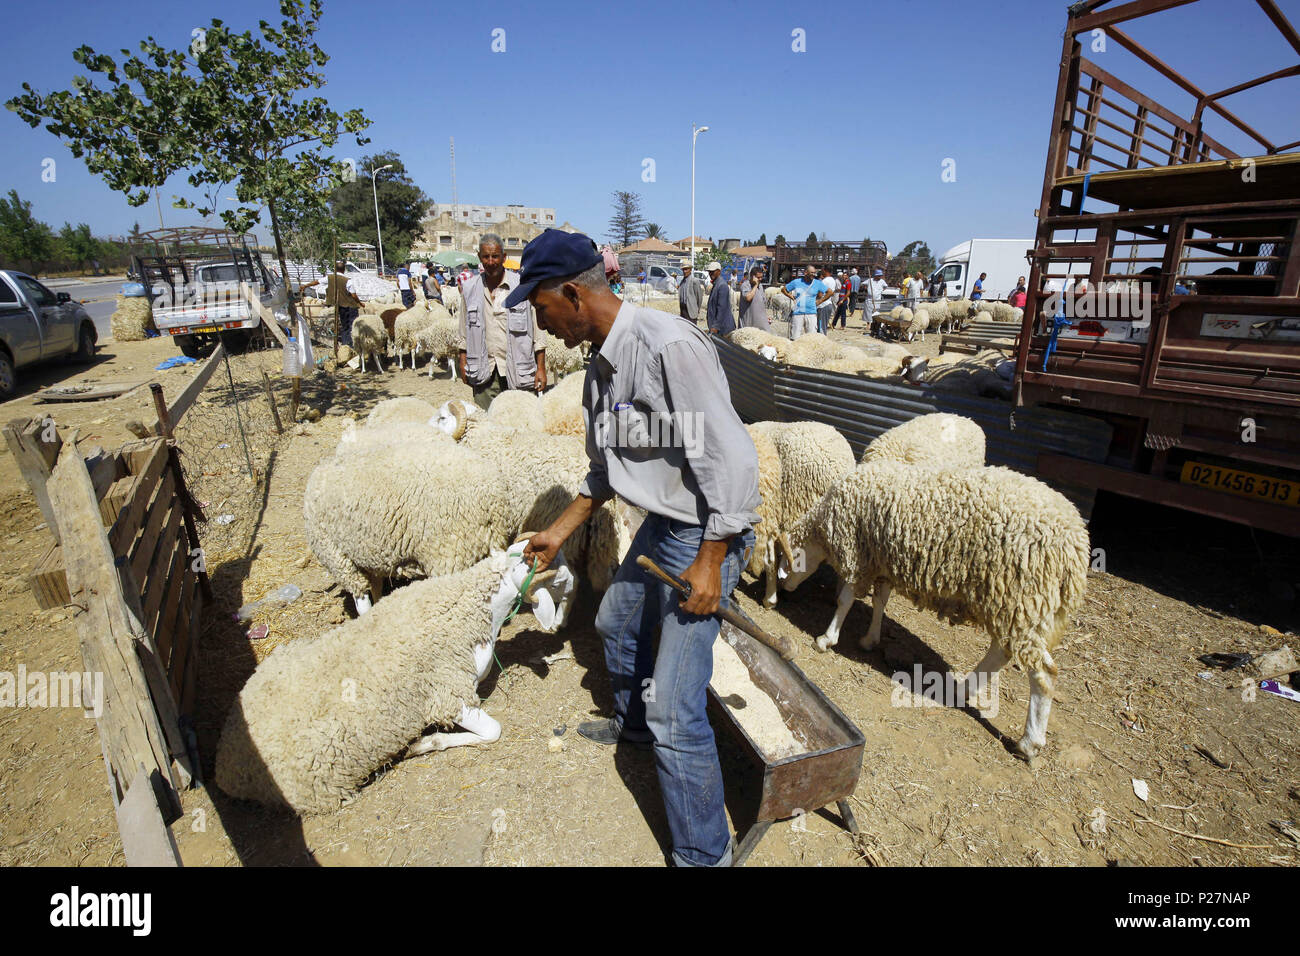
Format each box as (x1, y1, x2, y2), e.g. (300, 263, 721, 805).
(4, 417, 63, 543)
(108, 441, 170, 553)
(116, 766, 182, 867)
(128, 470, 177, 587)
(48, 448, 184, 812)
(141, 511, 184, 637)
(163, 342, 225, 431)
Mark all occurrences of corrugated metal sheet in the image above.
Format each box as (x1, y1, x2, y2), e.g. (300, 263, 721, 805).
(715, 339, 1114, 518)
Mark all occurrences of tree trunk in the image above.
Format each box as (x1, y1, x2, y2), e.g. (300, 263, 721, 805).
(265, 196, 301, 329)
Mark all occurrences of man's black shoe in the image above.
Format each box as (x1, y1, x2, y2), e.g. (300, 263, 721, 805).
(577, 718, 653, 751)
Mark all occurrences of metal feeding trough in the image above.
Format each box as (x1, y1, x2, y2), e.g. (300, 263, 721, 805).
(708, 616, 866, 866)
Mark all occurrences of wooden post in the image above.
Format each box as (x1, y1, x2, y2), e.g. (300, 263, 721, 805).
(4, 417, 63, 542)
(261, 370, 284, 434)
(150, 383, 173, 439)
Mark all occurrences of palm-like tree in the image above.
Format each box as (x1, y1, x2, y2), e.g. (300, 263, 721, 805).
(644, 222, 665, 239)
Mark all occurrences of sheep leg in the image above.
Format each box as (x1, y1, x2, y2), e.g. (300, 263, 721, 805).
(859, 580, 892, 650)
(1018, 651, 1057, 762)
(409, 704, 501, 754)
(816, 581, 856, 652)
(962, 640, 1008, 715)
(359, 352, 366, 373)
(396, 350, 404, 369)
(763, 540, 779, 608)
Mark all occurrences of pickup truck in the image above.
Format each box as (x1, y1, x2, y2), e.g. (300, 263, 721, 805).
(140, 254, 285, 357)
(0, 270, 97, 398)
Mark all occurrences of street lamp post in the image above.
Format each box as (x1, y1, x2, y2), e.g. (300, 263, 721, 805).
(371, 163, 394, 275)
(691, 125, 709, 268)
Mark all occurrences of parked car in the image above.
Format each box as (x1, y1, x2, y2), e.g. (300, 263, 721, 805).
(0, 270, 98, 398)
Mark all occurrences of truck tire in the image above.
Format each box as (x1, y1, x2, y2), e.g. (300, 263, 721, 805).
(71, 323, 97, 363)
(175, 334, 206, 359)
(0, 351, 14, 399)
(219, 329, 252, 354)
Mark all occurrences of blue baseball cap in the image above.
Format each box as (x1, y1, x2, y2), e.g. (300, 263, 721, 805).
(504, 229, 603, 309)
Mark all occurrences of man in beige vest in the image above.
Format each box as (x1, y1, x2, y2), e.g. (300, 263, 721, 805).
(457, 234, 547, 408)
(325, 260, 362, 346)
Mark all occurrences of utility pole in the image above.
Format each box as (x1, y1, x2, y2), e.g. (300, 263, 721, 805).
(450, 137, 459, 250)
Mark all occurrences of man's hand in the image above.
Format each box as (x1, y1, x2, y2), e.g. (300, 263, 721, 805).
(521, 527, 567, 573)
(679, 539, 729, 616)
(534, 363, 547, 392)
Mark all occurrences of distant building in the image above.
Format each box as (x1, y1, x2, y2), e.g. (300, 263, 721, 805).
(673, 235, 714, 253)
(615, 237, 691, 267)
(416, 203, 565, 256)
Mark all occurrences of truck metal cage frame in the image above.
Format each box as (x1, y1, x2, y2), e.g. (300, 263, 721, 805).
(1013, 0, 1300, 535)
(131, 227, 271, 301)
(771, 239, 889, 282)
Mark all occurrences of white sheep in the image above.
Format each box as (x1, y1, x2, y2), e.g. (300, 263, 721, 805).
(366, 396, 438, 428)
(745, 420, 856, 608)
(776, 461, 1089, 760)
(303, 438, 513, 611)
(486, 389, 545, 432)
(728, 326, 790, 361)
(214, 545, 576, 814)
(414, 301, 460, 378)
(856, 413, 986, 473)
(351, 314, 388, 373)
(541, 371, 588, 436)
(764, 286, 793, 323)
(441, 286, 462, 319)
(442, 409, 634, 592)
(392, 303, 434, 369)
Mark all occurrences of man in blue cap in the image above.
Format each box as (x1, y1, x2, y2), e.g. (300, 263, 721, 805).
(515, 229, 760, 867)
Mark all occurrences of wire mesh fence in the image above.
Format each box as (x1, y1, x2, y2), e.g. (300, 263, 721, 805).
(170, 341, 289, 567)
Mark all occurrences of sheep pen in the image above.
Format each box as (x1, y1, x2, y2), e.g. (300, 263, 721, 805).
(13, 321, 1294, 868)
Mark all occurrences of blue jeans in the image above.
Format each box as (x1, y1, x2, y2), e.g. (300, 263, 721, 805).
(594, 513, 754, 867)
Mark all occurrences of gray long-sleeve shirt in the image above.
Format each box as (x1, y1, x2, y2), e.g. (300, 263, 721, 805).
(706, 276, 736, 334)
(678, 272, 704, 320)
(738, 280, 770, 331)
(578, 301, 761, 541)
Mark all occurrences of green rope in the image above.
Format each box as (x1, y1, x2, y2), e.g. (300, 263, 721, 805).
(483, 556, 538, 698)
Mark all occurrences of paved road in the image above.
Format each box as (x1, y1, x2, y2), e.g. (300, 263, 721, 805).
(45, 276, 130, 342)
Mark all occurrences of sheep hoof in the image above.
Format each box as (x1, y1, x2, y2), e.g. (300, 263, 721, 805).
(814, 634, 836, 653)
(858, 635, 880, 652)
(1015, 736, 1044, 764)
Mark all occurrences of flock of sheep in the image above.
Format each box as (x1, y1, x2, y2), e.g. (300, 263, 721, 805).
(213, 320, 1089, 817)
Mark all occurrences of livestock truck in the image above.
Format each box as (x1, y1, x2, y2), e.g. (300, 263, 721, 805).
(930, 239, 1035, 301)
(1012, 0, 1300, 537)
(132, 227, 285, 358)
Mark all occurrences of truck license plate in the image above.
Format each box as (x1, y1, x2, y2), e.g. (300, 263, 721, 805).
(191, 325, 218, 333)
(1179, 461, 1297, 507)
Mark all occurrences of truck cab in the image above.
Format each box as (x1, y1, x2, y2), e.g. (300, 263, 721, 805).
(0, 270, 98, 398)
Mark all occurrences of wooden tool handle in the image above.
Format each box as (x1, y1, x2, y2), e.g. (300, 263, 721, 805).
(636, 555, 797, 661)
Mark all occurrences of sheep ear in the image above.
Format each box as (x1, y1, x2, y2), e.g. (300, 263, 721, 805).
(777, 533, 795, 566)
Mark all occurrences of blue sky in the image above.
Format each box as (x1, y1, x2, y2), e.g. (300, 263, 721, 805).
(2, 0, 1297, 259)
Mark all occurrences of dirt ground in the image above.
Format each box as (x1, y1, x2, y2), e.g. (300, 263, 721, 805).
(1, 309, 1297, 867)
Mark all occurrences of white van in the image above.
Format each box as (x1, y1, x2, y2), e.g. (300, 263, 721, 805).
(931, 239, 1033, 300)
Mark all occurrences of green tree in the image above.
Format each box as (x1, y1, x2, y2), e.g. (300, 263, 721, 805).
(644, 222, 665, 240)
(0, 190, 56, 274)
(774, 234, 785, 246)
(895, 240, 936, 276)
(608, 191, 645, 247)
(322, 151, 428, 270)
(8, 0, 371, 327)
(757, 232, 767, 246)
(693, 247, 733, 271)
(805, 230, 818, 246)
(58, 222, 102, 273)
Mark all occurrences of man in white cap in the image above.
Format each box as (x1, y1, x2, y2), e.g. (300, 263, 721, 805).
(704, 262, 735, 336)
(678, 263, 704, 323)
(864, 268, 887, 337)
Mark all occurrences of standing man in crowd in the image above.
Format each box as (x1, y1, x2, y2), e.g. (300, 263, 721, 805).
(704, 262, 735, 336)
(928, 270, 945, 299)
(1010, 276, 1028, 308)
(738, 265, 770, 331)
(783, 265, 831, 339)
(516, 229, 760, 868)
(678, 263, 704, 324)
(863, 268, 886, 336)
(326, 259, 362, 347)
(830, 271, 849, 329)
(396, 261, 416, 309)
(906, 270, 923, 313)
(971, 271, 987, 303)
(457, 233, 547, 408)
(816, 267, 837, 334)
(848, 268, 862, 320)
(422, 262, 443, 303)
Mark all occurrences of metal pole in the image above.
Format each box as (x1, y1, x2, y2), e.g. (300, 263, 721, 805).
(371, 163, 393, 276)
(691, 125, 708, 270)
